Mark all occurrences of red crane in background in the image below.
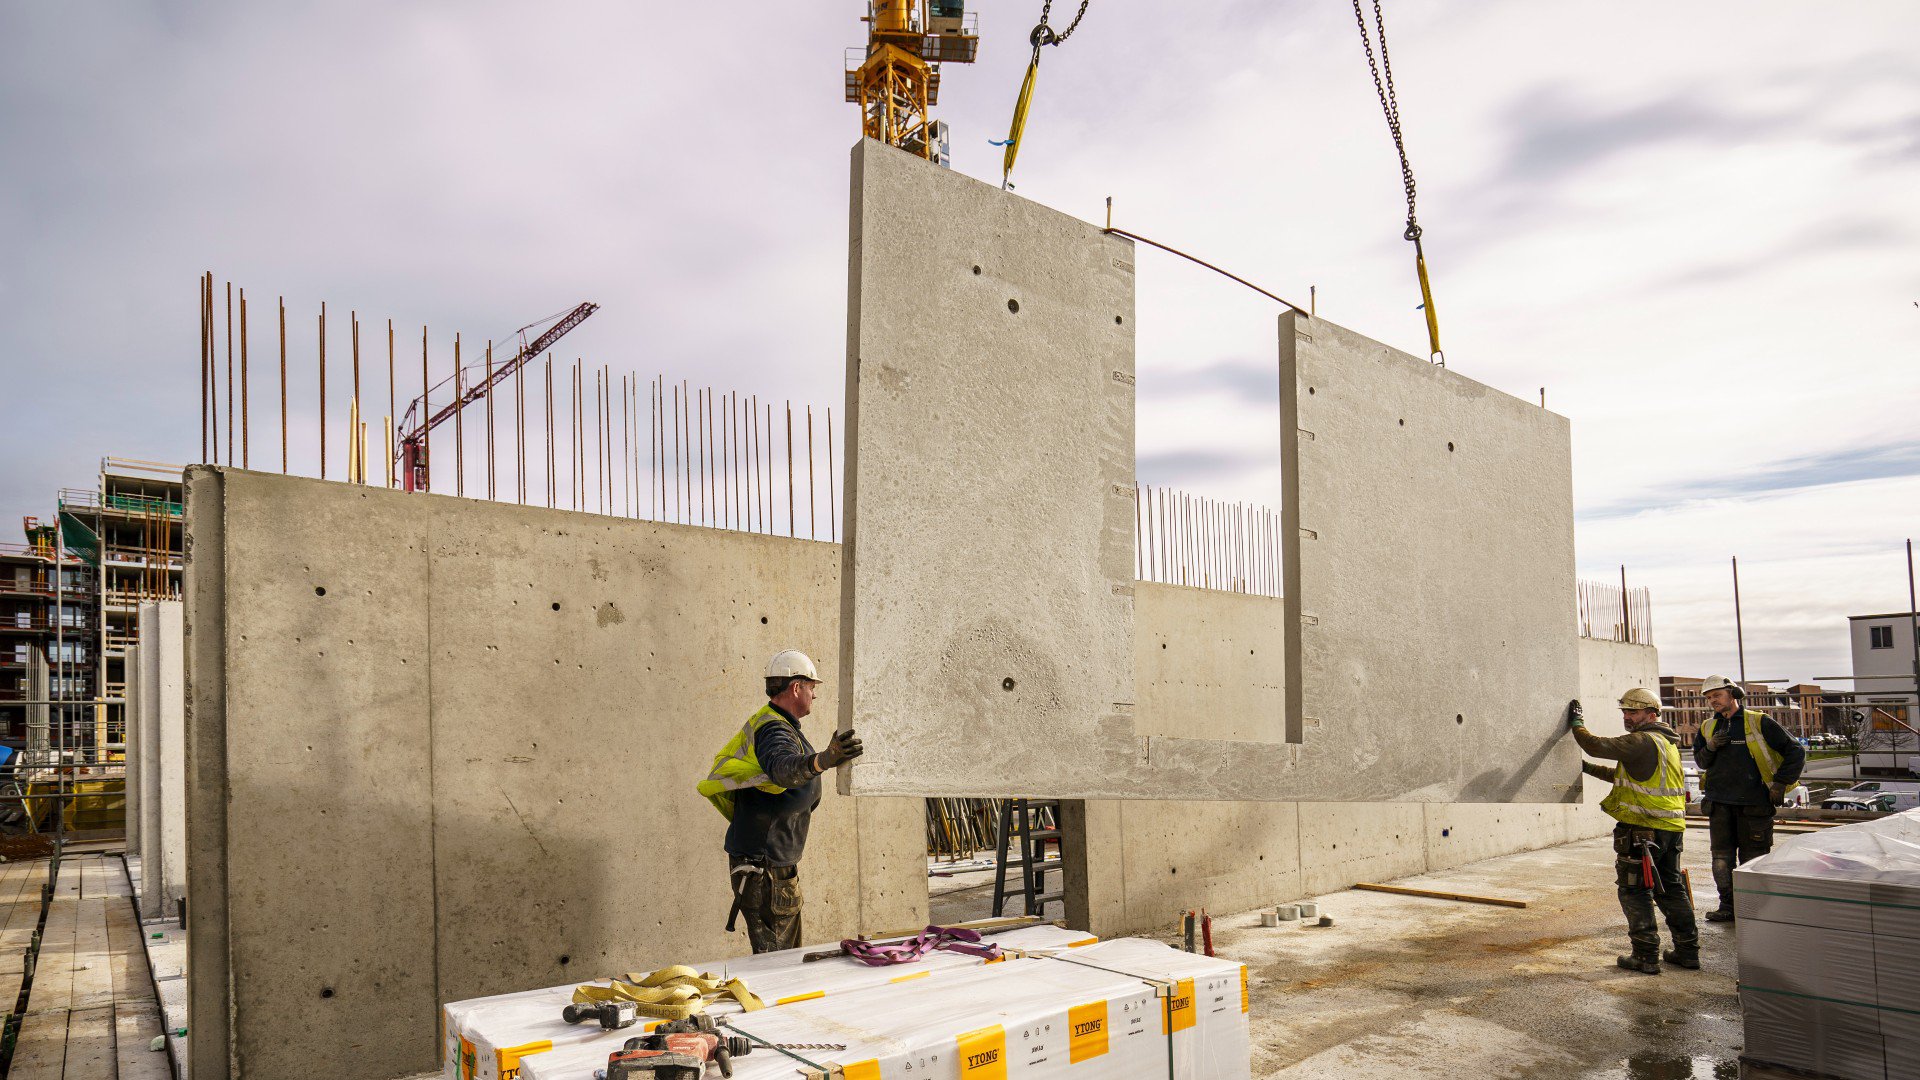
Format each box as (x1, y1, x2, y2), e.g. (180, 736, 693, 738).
(394, 301, 599, 492)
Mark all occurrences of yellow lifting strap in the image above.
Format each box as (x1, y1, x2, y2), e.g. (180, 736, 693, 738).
(1413, 237, 1441, 363)
(1000, 59, 1041, 187)
(570, 965, 765, 1022)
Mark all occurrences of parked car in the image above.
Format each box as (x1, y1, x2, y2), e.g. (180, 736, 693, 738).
(1821, 790, 1919, 813)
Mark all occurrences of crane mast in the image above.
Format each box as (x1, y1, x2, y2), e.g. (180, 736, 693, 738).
(847, 1, 978, 165)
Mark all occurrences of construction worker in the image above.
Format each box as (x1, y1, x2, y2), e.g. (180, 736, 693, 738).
(1694, 674, 1805, 922)
(1568, 690, 1698, 974)
(698, 650, 863, 953)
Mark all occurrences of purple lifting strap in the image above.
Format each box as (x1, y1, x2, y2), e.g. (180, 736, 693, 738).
(839, 925, 1003, 967)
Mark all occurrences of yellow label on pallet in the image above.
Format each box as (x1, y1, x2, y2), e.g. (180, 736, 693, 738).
(957, 1023, 1007, 1079)
(889, 970, 931, 983)
(1068, 1001, 1109, 1063)
(1161, 978, 1195, 1035)
(1240, 965, 1250, 1013)
(459, 1037, 477, 1080)
(498, 1040, 553, 1080)
(842, 1060, 882, 1080)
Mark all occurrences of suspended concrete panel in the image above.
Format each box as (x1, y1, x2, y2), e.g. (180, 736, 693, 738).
(838, 138, 1579, 803)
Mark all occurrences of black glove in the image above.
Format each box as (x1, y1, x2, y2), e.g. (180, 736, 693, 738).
(1768, 782, 1788, 806)
(1567, 699, 1585, 730)
(1709, 726, 1732, 750)
(821, 728, 864, 768)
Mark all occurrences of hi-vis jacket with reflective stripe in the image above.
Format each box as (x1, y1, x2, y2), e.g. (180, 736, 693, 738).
(698, 705, 789, 822)
(1601, 730, 1687, 832)
(1700, 709, 1784, 786)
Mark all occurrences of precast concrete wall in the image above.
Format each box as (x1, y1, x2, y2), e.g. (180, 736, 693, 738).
(840, 139, 1580, 803)
(1066, 635, 1658, 936)
(183, 468, 925, 1080)
(134, 599, 184, 920)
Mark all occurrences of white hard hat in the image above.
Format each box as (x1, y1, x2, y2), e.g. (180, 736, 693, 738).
(1700, 675, 1738, 694)
(766, 650, 820, 681)
(1618, 687, 1662, 711)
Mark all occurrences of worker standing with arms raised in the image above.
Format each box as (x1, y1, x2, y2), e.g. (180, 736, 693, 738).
(1694, 675, 1805, 922)
(1568, 690, 1699, 974)
(698, 650, 863, 953)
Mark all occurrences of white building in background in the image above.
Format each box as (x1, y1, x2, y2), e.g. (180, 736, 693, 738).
(1847, 611, 1918, 776)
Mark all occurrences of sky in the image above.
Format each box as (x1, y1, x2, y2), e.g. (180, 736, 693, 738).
(1, 1, 1915, 684)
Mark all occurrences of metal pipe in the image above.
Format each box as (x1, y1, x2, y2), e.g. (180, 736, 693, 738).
(420, 327, 430, 490)
(826, 407, 836, 543)
(388, 320, 397, 487)
(240, 288, 250, 468)
(807, 405, 816, 540)
(454, 334, 464, 496)
(226, 281, 234, 464)
(200, 274, 209, 463)
(352, 312, 362, 482)
(545, 357, 556, 508)
(319, 303, 327, 479)
(485, 342, 497, 500)
(1733, 556, 1747, 685)
(786, 402, 795, 538)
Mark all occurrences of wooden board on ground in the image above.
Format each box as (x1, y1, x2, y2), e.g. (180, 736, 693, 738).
(1353, 882, 1529, 909)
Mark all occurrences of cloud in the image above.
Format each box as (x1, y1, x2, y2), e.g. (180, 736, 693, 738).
(1584, 439, 1920, 521)
(1137, 448, 1264, 488)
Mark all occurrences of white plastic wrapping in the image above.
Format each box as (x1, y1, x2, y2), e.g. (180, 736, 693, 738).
(1735, 807, 1920, 1080)
(442, 924, 1102, 1080)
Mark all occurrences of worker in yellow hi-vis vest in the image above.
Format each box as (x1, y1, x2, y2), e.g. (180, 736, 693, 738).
(1693, 675, 1805, 923)
(1568, 690, 1698, 975)
(698, 650, 863, 953)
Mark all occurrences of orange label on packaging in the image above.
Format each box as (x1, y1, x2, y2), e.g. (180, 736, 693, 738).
(957, 1023, 1008, 1080)
(1240, 965, 1250, 1013)
(459, 1037, 476, 1080)
(498, 1040, 553, 1080)
(1069, 1001, 1109, 1063)
(890, 970, 931, 983)
(842, 1061, 882, 1080)
(1067, 937, 1100, 947)
(1161, 978, 1196, 1035)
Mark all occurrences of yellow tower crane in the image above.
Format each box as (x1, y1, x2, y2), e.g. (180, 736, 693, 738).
(846, 1, 979, 166)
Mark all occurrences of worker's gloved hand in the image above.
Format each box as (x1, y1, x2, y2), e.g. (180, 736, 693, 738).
(1567, 699, 1585, 730)
(1768, 782, 1787, 806)
(821, 728, 864, 768)
(1709, 726, 1733, 750)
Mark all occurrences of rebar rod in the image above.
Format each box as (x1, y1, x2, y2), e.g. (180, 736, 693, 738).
(240, 288, 250, 468)
(226, 281, 234, 464)
(319, 303, 327, 480)
(485, 343, 497, 500)
(388, 320, 397, 487)
(454, 335, 464, 496)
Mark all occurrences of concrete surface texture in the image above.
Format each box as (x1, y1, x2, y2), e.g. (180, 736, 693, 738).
(123, 642, 139, 855)
(1064, 637, 1658, 936)
(838, 137, 1139, 799)
(132, 600, 181, 920)
(182, 467, 925, 1080)
(1277, 311, 1579, 801)
(839, 140, 1581, 803)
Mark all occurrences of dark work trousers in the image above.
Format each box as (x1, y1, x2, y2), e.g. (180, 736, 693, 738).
(1614, 825, 1698, 960)
(1706, 800, 1773, 912)
(729, 856, 803, 954)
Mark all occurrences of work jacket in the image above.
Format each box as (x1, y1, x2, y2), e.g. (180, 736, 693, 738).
(1699, 709, 1786, 787)
(698, 704, 794, 822)
(1600, 728, 1687, 833)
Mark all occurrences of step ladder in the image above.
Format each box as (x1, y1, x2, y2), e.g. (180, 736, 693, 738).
(991, 798, 1064, 917)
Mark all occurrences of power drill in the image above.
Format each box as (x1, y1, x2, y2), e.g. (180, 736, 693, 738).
(605, 1014, 752, 1080)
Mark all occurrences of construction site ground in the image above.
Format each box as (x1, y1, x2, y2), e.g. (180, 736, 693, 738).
(938, 826, 1761, 1079)
(0, 830, 1796, 1079)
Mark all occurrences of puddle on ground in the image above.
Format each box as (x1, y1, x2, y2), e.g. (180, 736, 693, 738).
(1589, 1054, 1740, 1080)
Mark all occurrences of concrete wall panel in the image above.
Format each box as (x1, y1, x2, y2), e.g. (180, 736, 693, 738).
(186, 469, 924, 1080)
(839, 138, 1137, 798)
(1133, 585, 1284, 743)
(155, 601, 187, 907)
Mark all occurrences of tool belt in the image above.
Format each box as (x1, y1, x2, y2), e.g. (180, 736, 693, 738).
(1613, 826, 1659, 858)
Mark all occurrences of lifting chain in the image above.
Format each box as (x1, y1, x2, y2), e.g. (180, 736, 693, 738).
(1031, 0, 1092, 52)
(1352, 0, 1444, 364)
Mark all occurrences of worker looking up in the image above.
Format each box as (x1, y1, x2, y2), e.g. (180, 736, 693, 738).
(1568, 691, 1697, 975)
(1693, 675, 1804, 923)
(698, 650, 863, 953)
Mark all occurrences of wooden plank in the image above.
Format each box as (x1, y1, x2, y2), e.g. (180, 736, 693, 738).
(1351, 882, 1530, 909)
(114, 998, 170, 1080)
(9, 1008, 69, 1079)
(60, 1004, 116, 1079)
(28, 898, 78, 1014)
(70, 898, 114, 1011)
